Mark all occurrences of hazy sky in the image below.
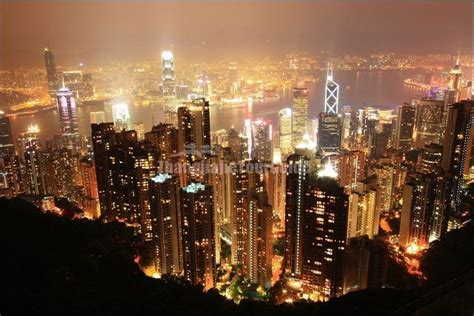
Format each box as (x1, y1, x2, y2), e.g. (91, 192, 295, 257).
(1, 1, 472, 68)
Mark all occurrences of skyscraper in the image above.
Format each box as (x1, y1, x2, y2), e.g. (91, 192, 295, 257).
(111, 102, 131, 131)
(347, 178, 379, 240)
(230, 163, 248, 266)
(285, 154, 310, 276)
(246, 119, 272, 161)
(149, 173, 182, 275)
(18, 125, 44, 195)
(442, 100, 474, 218)
(91, 122, 116, 220)
(0, 111, 14, 155)
(278, 108, 292, 157)
(399, 172, 445, 251)
(292, 88, 309, 148)
(44, 48, 59, 98)
(393, 104, 415, 151)
(414, 98, 444, 148)
(56, 85, 80, 152)
(301, 173, 348, 299)
(177, 98, 212, 185)
(180, 182, 216, 290)
(317, 112, 341, 152)
(161, 50, 177, 125)
(324, 65, 339, 115)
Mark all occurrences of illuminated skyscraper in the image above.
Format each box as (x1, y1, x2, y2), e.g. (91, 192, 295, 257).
(301, 171, 348, 298)
(324, 65, 339, 115)
(180, 182, 216, 290)
(145, 123, 178, 164)
(112, 102, 131, 131)
(91, 123, 116, 219)
(149, 173, 182, 275)
(442, 100, 474, 218)
(56, 85, 80, 152)
(292, 88, 309, 148)
(285, 154, 310, 276)
(62, 71, 83, 100)
(347, 178, 379, 240)
(44, 48, 59, 98)
(230, 164, 248, 266)
(317, 112, 341, 152)
(18, 125, 44, 195)
(414, 98, 444, 148)
(0, 111, 14, 155)
(393, 104, 415, 151)
(278, 108, 292, 157)
(245, 119, 272, 161)
(399, 172, 445, 251)
(177, 98, 211, 184)
(161, 50, 177, 125)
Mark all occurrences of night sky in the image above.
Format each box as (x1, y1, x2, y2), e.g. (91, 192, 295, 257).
(1, 1, 472, 68)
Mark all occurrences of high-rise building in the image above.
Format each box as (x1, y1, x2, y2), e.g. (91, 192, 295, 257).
(317, 112, 341, 152)
(180, 182, 216, 290)
(278, 108, 292, 156)
(177, 98, 212, 184)
(145, 123, 178, 164)
(414, 98, 444, 148)
(62, 71, 83, 100)
(399, 172, 445, 251)
(246, 119, 272, 161)
(44, 48, 59, 98)
(18, 125, 44, 195)
(230, 163, 248, 266)
(292, 88, 309, 148)
(161, 50, 177, 125)
(393, 104, 415, 151)
(339, 150, 366, 191)
(149, 173, 182, 275)
(111, 102, 131, 131)
(284, 154, 310, 276)
(442, 100, 474, 219)
(347, 178, 379, 239)
(301, 173, 348, 299)
(56, 85, 80, 152)
(324, 65, 339, 115)
(91, 123, 116, 220)
(417, 143, 443, 174)
(341, 106, 357, 149)
(0, 111, 14, 155)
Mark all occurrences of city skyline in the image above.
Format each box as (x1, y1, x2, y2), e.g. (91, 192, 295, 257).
(1, 1, 474, 313)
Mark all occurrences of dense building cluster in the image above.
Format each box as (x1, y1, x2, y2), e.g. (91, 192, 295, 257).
(0, 48, 473, 302)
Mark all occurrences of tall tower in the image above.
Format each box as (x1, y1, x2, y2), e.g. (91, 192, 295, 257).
(18, 125, 43, 195)
(414, 98, 444, 148)
(0, 111, 14, 155)
(149, 173, 182, 275)
(284, 154, 310, 276)
(278, 108, 292, 157)
(177, 98, 211, 163)
(292, 88, 309, 148)
(44, 48, 59, 98)
(161, 50, 177, 125)
(317, 112, 341, 152)
(56, 85, 80, 152)
(324, 64, 339, 115)
(393, 104, 415, 151)
(180, 182, 216, 290)
(442, 100, 474, 219)
(302, 174, 348, 299)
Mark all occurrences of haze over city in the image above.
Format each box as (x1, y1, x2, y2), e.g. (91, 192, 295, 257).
(1, 1, 473, 67)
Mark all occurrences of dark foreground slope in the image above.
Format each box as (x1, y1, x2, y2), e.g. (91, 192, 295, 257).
(1, 197, 473, 315)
